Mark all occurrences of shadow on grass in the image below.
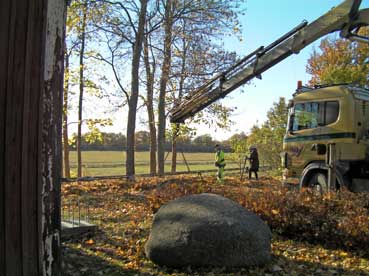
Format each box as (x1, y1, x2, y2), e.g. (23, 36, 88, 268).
(62, 225, 368, 276)
(148, 253, 368, 276)
(122, 192, 148, 203)
(276, 229, 369, 259)
(63, 243, 368, 276)
(63, 242, 369, 276)
(272, 254, 369, 276)
(62, 246, 142, 276)
(62, 224, 151, 275)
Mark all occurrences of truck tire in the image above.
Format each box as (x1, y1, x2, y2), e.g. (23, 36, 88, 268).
(300, 163, 346, 192)
(307, 171, 340, 194)
(307, 172, 328, 194)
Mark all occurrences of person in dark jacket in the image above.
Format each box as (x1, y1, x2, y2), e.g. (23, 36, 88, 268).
(248, 145, 259, 179)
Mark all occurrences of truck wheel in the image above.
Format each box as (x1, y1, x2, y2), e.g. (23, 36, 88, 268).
(307, 172, 329, 194)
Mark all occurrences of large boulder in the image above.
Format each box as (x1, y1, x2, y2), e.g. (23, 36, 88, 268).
(145, 193, 271, 268)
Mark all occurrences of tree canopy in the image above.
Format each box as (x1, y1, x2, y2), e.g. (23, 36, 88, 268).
(64, 0, 246, 177)
(307, 29, 369, 86)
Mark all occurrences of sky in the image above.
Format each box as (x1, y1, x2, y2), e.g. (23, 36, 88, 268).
(192, 0, 369, 140)
(71, 0, 369, 141)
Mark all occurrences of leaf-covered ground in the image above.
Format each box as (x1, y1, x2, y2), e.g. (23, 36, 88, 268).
(62, 175, 369, 275)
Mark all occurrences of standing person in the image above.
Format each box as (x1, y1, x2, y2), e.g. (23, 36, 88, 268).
(248, 145, 259, 179)
(215, 144, 226, 184)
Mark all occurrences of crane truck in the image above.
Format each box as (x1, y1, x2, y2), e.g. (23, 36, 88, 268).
(170, 0, 369, 192)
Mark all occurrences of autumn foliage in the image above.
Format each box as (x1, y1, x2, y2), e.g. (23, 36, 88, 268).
(307, 29, 369, 86)
(62, 175, 369, 275)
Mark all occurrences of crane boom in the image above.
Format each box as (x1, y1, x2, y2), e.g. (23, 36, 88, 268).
(170, 0, 369, 123)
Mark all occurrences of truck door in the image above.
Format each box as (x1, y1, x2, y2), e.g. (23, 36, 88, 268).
(286, 102, 322, 171)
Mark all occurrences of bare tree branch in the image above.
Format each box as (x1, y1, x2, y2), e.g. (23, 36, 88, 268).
(100, 0, 138, 36)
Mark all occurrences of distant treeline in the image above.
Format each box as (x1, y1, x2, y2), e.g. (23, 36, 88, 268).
(69, 131, 233, 152)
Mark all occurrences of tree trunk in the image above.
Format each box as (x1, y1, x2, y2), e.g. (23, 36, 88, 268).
(148, 99, 157, 176)
(63, 41, 71, 178)
(143, 33, 157, 176)
(77, 1, 87, 178)
(157, 0, 174, 176)
(126, 0, 148, 180)
(171, 134, 177, 173)
(171, 32, 187, 173)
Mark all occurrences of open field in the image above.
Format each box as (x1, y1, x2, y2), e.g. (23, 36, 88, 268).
(62, 175, 369, 275)
(68, 151, 242, 177)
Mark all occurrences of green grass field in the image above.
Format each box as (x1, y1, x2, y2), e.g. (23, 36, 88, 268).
(67, 151, 240, 177)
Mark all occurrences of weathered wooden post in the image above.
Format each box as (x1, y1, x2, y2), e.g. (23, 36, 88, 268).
(0, 0, 66, 275)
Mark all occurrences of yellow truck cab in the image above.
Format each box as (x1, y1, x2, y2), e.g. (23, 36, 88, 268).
(282, 84, 369, 192)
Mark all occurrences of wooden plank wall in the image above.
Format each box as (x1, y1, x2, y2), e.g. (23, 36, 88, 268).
(0, 0, 65, 275)
(0, 0, 10, 272)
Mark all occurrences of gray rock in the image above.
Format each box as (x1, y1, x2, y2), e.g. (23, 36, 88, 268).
(145, 193, 272, 268)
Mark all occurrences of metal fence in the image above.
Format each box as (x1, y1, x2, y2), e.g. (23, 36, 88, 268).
(61, 198, 97, 238)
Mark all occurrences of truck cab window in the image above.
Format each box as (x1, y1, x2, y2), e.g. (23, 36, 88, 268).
(292, 103, 319, 131)
(292, 103, 305, 131)
(290, 101, 339, 131)
(325, 101, 339, 125)
(307, 102, 319, 128)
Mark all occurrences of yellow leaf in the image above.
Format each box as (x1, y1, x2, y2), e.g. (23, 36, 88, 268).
(340, 252, 348, 257)
(272, 209, 279, 215)
(85, 239, 94, 245)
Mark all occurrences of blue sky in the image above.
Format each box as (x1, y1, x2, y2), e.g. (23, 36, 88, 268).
(194, 0, 369, 140)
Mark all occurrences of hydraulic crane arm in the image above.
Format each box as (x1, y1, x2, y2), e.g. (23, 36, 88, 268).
(170, 0, 369, 123)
